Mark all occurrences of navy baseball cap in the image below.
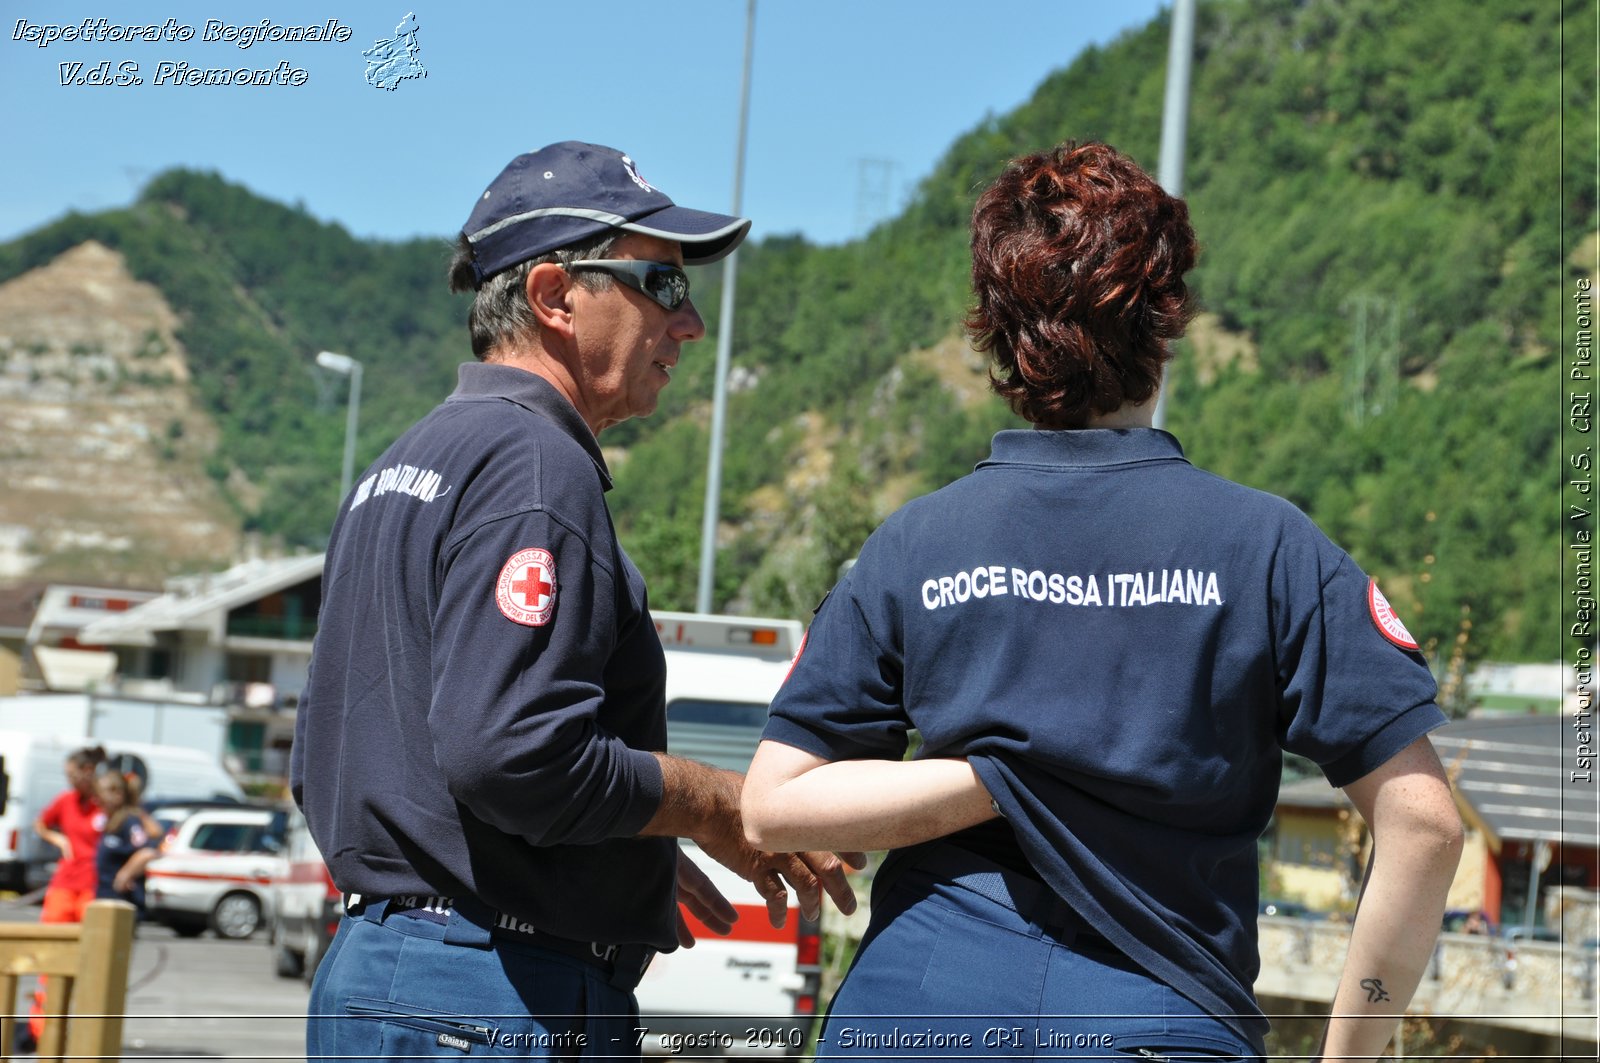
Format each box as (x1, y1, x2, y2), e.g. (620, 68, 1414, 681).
(460, 141, 752, 286)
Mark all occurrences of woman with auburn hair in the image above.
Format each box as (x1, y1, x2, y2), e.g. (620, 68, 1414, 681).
(743, 142, 1462, 1060)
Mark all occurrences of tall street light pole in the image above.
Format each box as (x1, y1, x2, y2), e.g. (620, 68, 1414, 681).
(696, 0, 756, 615)
(1152, 0, 1196, 432)
(316, 350, 363, 503)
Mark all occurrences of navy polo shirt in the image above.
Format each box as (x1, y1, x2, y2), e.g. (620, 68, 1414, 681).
(764, 428, 1445, 1047)
(294, 362, 676, 949)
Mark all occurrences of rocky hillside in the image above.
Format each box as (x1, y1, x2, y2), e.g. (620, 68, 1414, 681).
(0, 242, 241, 582)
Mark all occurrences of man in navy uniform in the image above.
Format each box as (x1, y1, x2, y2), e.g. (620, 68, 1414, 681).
(293, 142, 856, 1059)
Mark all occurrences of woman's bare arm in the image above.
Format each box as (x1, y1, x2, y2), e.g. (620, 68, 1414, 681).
(1320, 736, 1463, 1062)
(742, 740, 997, 853)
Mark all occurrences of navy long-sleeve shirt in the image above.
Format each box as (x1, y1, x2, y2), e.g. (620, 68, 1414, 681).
(293, 362, 675, 948)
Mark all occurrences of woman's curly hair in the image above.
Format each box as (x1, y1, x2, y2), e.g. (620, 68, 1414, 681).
(966, 141, 1198, 428)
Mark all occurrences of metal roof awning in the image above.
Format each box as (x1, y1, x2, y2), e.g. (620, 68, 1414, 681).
(1433, 715, 1598, 851)
(80, 555, 325, 646)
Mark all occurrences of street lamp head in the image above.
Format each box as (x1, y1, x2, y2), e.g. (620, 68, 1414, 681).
(316, 350, 356, 375)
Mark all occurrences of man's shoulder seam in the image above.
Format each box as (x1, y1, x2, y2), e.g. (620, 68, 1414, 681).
(444, 505, 618, 581)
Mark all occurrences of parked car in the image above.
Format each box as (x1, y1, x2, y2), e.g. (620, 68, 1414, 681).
(145, 807, 286, 939)
(147, 798, 249, 840)
(268, 805, 340, 982)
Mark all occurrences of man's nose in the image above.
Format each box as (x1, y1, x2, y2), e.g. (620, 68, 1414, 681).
(672, 298, 706, 342)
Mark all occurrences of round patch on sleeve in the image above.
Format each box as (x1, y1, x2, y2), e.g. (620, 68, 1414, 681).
(496, 548, 557, 627)
(781, 629, 808, 686)
(1368, 579, 1419, 650)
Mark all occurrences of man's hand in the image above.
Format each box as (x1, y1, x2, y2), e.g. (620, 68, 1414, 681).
(675, 851, 737, 948)
(700, 817, 865, 928)
(644, 755, 865, 928)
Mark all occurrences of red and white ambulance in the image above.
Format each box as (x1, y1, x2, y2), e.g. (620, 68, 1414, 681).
(636, 611, 819, 1056)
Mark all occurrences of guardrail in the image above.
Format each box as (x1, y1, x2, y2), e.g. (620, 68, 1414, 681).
(1256, 916, 1599, 1047)
(1261, 918, 1594, 1000)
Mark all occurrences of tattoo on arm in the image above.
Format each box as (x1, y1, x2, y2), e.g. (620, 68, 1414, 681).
(1359, 977, 1391, 1003)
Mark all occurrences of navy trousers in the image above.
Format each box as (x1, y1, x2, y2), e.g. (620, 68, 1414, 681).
(815, 845, 1259, 1061)
(307, 899, 643, 1060)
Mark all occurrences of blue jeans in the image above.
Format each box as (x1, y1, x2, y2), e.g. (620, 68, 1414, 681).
(816, 845, 1259, 1061)
(308, 900, 643, 1060)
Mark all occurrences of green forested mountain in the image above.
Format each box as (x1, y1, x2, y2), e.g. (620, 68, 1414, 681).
(1, 0, 1591, 666)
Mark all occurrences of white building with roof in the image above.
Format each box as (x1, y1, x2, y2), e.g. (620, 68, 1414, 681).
(14, 583, 160, 691)
(78, 554, 324, 779)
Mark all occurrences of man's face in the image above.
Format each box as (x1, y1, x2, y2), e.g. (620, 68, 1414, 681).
(569, 233, 706, 434)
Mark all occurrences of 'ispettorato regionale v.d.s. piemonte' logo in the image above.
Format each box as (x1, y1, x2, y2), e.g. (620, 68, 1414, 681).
(11, 14, 426, 90)
(363, 12, 426, 91)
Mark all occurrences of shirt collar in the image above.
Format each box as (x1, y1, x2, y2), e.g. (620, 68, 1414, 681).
(977, 427, 1189, 470)
(449, 362, 613, 490)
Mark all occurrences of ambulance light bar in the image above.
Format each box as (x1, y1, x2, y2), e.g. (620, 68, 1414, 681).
(652, 611, 803, 658)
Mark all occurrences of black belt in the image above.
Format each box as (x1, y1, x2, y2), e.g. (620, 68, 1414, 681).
(347, 894, 655, 992)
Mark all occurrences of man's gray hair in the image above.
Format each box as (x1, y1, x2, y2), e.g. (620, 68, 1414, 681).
(447, 232, 620, 360)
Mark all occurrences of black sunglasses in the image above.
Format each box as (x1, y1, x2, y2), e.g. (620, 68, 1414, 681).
(567, 260, 691, 311)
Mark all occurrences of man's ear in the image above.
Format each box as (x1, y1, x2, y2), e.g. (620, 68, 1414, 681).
(526, 262, 574, 337)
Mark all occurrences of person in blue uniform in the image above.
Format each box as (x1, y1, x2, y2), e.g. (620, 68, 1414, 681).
(742, 141, 1463, 1061)
(293, 141, 858, 1060)
(94, 768, 161, 912)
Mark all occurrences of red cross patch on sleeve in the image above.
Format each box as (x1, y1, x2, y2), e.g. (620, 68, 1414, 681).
(496, 548, 557, 627)
(781, 629, 808, 686)
(1368, 578, 1420, 651)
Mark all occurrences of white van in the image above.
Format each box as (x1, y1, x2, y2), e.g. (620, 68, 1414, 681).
(0, 731, 244, 891)
(635, 611, 818, 1056)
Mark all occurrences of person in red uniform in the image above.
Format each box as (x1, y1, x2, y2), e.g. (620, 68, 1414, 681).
(24, 744, 108, 1049)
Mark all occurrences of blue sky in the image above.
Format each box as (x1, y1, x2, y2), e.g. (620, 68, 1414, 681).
(1, 2, 1168, 247)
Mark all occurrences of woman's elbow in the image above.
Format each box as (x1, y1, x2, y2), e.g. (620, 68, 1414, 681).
(1416, 786, 1464, 847)
(1435, 808, 1467, 866)
(1386, 794, 1465, 869)
(739, 785, 779, 850)
(742, 822, 772, 850)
